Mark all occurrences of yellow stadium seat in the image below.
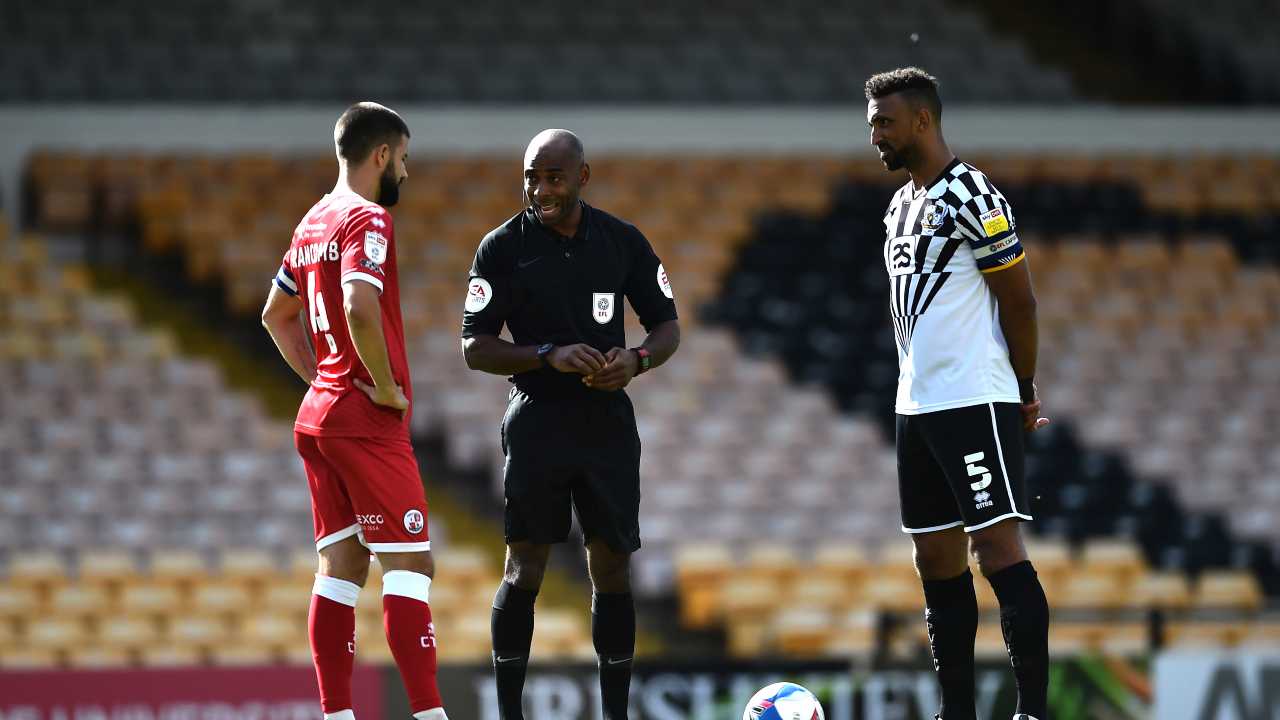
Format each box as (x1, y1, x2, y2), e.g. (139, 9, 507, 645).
(1127, 571, 1192, 610)
(773, 606, 836, 657)
(1056, 570, 1128, 611)
(742, 544, 800, 585)
(435, 547, 493, 590)
(138, 646, 202, 668)
(811, 543, 870, 585)
(1098, 623, 1149, 656)
(0, 648, 61, 669)
(49, 584, 113, 619)
(721, 577, 778, 624)
(1167, 621, 1248, 649)
(218, 548, 278, 586)
(1080, 539, 1148, 582)
(437, 613, 490, 662)
(860, 573, 924, 612)
(727, 618, 769, 659)
(1194, 571, 1264, 612)
(191, 581, 253, 616)
(78, 549, 142, 589)
(974, 620, 1008, 659)
(98, 616, 163, 650)
(25, 617, 89, 651)
(827, 610, 877, 657)
(148, 549, 208, 586)
(789, 576, 855, 613)
(209, 646, 275, 667)
(7, 550, 70, 592)
(674, 542, 734, 629)
(529, 610, 589, 658)
(167, 615, 228, 649)
(0, 585, 42, 622)
(67, 646, 132, 669)
(242, 613, 304, 648)
(262, 581, 313, 615)
(119, 583, 185, 616)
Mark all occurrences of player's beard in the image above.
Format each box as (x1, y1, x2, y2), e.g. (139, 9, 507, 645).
(377, 165, 401, 207)
(879, 143, 907, 171)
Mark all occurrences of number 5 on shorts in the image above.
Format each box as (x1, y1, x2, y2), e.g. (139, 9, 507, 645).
(964, 451, 992, 491)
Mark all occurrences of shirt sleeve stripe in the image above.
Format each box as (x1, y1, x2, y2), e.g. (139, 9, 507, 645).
(979, 252, 1026, 274)
(341, 271, 384, 293)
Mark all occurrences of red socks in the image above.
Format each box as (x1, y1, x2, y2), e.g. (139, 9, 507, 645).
(382, 570, 444, 714)
(309, 574, 360, 715)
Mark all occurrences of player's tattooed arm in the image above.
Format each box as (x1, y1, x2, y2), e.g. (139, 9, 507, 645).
(261, 283, 317, 384)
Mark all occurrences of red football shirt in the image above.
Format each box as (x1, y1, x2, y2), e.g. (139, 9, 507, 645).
(274, 192, 411, 438)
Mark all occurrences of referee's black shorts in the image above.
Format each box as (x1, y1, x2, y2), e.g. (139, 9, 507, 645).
(897, 402, 1031, 534)
(500, 387, 642, 553)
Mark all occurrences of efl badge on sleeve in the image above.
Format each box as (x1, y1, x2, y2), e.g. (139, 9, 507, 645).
(593, 292, 615, 324)
(980, 207, 1010, 237)
(364, 230, 388, 264)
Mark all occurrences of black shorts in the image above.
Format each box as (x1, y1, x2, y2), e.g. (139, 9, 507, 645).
(500, 388, 642, 553)
(897, 402, 1031, 534)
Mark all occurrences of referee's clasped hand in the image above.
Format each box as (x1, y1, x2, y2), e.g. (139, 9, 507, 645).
(583, 347, 638, 391)
(548, 343, 608, 376)
(353, 378, 409, 418)
(1020, 383, 1050, 432)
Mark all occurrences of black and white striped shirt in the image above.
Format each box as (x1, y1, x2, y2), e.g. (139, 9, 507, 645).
(882, 158, 1025, 414)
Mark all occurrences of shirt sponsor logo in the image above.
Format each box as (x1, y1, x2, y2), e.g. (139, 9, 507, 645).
(356, 513, 384, 526)
(593, 292, 615, 324)
(403, 509, 424, 535)
(887, 236, 916, 276)
(466, 277, 493, 312)
(364, 231, 388, 265)
(657, 264, 674, 299)
(980, 207, 1011, 237)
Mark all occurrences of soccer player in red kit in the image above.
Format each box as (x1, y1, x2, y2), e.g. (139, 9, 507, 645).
(261, 102, 446, 720)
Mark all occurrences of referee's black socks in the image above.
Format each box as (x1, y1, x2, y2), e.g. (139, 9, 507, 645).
(987, 561, 1050, 720)
(491, 581, 538, 720)
(591, 591, 635, 720)
(921, 568, 979, 720)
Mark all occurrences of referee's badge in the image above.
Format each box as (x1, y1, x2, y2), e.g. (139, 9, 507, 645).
(592, 292, 615, 324)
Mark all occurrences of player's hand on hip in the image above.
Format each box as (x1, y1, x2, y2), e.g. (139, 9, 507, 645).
(1020, 383, 1050, 432)
(583, 347, 637, 391)
(548, 343, 608, 375)
(353, 378, 409, 416)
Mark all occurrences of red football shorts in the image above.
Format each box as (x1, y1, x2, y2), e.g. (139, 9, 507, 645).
(295, 431, 431, 553)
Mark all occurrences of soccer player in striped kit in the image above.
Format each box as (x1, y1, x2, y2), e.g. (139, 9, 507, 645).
(866, 68, 1051, 720)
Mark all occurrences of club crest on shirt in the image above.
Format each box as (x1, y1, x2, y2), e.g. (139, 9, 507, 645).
(921, 200, 947, 231)
(364, 230, 388, 264)
(593, 292, 615, 324)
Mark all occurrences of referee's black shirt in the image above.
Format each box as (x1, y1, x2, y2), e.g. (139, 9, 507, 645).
(461, 202, 678, 399)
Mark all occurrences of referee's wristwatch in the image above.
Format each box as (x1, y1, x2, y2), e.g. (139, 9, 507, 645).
(631, 347, 651, 375)
(536, 343, 556, 368)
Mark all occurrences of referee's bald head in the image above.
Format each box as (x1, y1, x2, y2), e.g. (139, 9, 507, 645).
(525, 129, 585, 170)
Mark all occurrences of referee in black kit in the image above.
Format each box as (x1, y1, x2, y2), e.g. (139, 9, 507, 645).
(460, 129, 680, 720)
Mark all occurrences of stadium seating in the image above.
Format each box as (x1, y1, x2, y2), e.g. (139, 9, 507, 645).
(0, 1, 1073, 104)
(14, 149, 1280, 663)
(0, 238, 591, 668)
